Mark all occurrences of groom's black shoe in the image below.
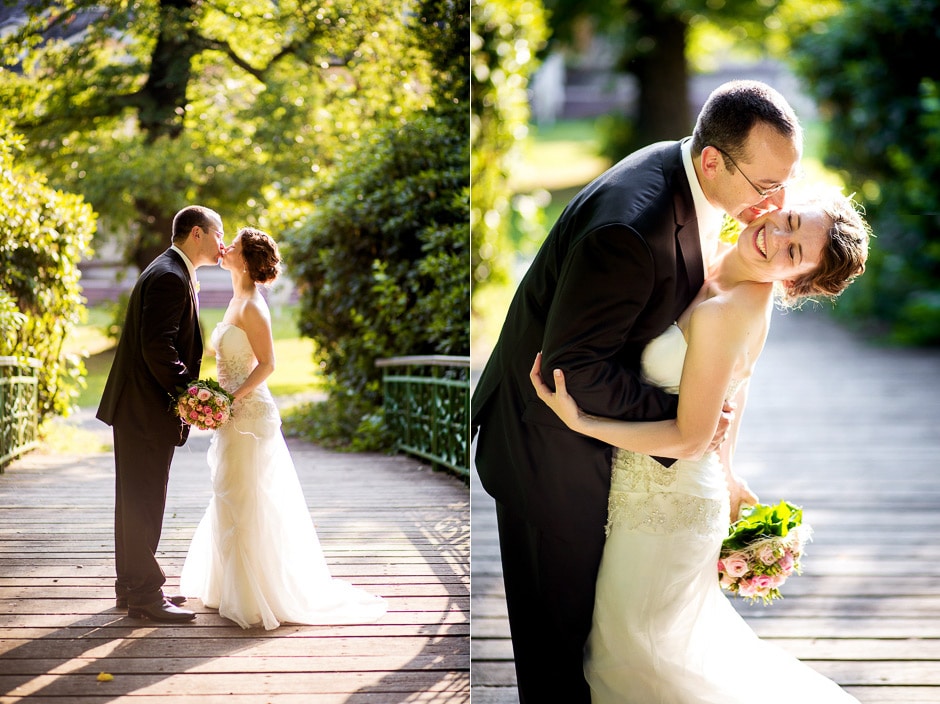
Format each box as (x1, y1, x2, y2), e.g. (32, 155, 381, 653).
(116, 594, 186, 609)
(126, 598, 196, 622)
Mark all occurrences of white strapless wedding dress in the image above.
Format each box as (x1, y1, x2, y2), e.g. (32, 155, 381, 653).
(585, 324, 858, 703)
(180, 322, 386, 630)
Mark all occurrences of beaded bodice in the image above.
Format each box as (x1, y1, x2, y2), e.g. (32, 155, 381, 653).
(212, 323, 279, 426)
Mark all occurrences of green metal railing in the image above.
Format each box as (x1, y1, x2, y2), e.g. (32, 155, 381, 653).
(0, 356, 40, 471)
(375, 355, 470, 480)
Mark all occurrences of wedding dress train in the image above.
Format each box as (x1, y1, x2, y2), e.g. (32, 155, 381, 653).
(180, 322, 386, 629)
(585, 323, 857, 703)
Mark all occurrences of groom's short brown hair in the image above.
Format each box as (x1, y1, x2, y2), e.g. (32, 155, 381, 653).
(171, 205, 217, 244)
(690, 80, 802, 160)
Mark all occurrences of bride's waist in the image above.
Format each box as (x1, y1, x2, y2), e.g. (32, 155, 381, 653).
(611, 448, 726, 499)
(219, 377, 271, 396)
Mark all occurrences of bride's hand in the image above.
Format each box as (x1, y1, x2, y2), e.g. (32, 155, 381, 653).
(728, 475, 759, 524)
(529, 352, 585, 431)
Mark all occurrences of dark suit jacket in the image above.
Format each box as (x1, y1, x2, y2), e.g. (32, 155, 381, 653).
(472, 140, 705, 537)
(97, 249, 203, 447)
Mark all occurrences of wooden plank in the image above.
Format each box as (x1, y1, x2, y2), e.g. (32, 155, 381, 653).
(0, 421, 469, 702)
(0, 671, 470, 697)
(471, 635, 940, 661)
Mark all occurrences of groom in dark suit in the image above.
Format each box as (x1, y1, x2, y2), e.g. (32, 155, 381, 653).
(97, 205, 225, 622)
(471, 80, 803, 702)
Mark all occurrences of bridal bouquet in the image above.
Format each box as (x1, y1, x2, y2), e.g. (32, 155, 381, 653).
(175, 379, 234, 431)
(718, 500, 812, 605)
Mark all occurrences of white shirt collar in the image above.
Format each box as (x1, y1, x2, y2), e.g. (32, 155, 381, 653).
(170, 244, 198, 285)
(681, 138, 723, 264)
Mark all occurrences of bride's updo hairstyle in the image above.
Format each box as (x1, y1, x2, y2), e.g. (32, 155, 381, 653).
(239, 227, 281, 285)
(778, 192, 871, 307)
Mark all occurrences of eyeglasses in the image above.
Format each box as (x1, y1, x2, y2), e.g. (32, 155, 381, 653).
(713, 146, 787, 198)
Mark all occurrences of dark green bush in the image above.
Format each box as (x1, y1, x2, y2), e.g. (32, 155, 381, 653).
(0, 128, 96, 420)
(283, 114, 469, 447)
(793, 0, 940, 345)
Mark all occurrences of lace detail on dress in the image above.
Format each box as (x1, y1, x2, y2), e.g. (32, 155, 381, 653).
(606, 490, 724, 539)
(612, 447, 677, 492)
(607, 449, 725, 539)
(212, 323, 279, 426)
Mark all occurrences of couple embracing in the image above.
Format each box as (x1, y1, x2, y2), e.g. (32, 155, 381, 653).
(96, 206, 385, 629)
(472, 80, 871, 702)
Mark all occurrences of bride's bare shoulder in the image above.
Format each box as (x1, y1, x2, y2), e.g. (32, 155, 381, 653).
(690, 283, 771, 346)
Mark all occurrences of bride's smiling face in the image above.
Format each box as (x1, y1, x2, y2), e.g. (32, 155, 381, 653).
(737, 206, 829, 282)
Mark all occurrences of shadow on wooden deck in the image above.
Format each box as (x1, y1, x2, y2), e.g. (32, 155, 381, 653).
(471, 308, 940, 704)
(1, 415, 470, 703)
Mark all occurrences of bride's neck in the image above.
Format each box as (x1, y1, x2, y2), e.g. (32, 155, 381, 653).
(709, 248, 760, 290)
(229, 271, 257, 299)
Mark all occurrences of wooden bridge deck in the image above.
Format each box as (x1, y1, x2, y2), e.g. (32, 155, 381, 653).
(471, 308, 940, 703)
(0, 416, 470, 702)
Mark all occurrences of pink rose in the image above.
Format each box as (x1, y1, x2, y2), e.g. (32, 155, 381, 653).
(188, 411, 199, 421)
(778, 552, 795, 574)
(723, 553, 749, 579)
(187, 386, 198, 396)
(758, 544, 776, 565)
(197, 388, 212, 401)
(751, 574, 773, 591)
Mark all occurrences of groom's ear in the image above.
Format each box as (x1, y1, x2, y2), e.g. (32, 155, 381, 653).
(700, 146, 723, 179)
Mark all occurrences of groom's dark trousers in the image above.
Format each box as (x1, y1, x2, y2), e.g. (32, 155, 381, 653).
(97, 248, 202, 608)
(112, 428, 176, 606)
(471, 141, 703, 702)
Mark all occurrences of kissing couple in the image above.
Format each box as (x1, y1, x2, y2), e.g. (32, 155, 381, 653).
(97, 206, 385, 629)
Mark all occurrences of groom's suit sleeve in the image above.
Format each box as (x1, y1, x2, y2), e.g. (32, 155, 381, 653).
(139, 269, 198, 397)
(541, 223, 679, 423)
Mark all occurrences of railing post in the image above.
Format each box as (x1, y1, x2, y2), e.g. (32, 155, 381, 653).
(0, 356, 41, 471)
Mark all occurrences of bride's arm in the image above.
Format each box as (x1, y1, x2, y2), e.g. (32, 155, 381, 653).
(531, 300, 745, 460)
(231, 301, 276, 402)
(718, 379, 759, 520)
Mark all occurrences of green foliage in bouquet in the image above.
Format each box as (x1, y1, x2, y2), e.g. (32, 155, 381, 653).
(718, 500, 810, 604)
(724, 501, 804, 550)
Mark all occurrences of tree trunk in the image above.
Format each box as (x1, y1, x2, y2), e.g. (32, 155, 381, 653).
(132, 198, 175, 271)
(127, 0, 201, 269)
(625, 2, 691, 149)
(137, 0, 200, 141)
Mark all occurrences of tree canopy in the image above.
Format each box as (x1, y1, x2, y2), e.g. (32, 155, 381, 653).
(0, 0, 435, 269)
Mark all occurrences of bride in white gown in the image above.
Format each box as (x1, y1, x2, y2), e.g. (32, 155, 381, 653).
(180, 227, 386, 630)
(531, 195, 870, 702)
